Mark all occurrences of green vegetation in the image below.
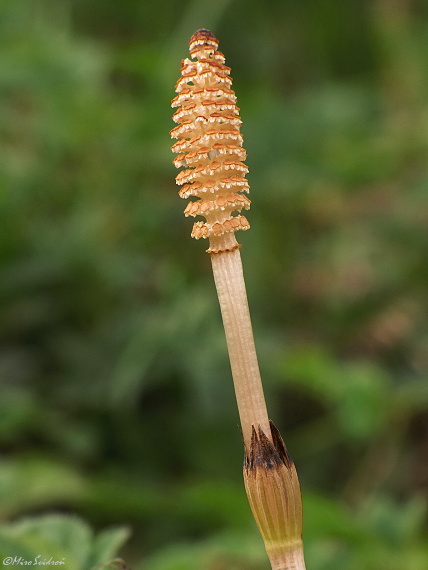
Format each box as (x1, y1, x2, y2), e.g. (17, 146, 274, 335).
(0, 1, 427, 568)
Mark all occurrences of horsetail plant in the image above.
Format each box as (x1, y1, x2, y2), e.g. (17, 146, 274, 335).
(171, 29, 306, 570)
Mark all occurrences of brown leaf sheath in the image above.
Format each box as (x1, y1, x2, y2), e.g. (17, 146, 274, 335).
(244, 422, 305, 570)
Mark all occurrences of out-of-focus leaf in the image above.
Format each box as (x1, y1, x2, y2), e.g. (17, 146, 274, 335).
(280, 346, 391, 439)
(89, 526, 131, 569)
(0, 458, 86, 518)
(0, 515, 130, 570)
(143, 530, 266, 570)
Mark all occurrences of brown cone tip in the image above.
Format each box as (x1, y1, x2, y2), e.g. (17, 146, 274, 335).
(189, 29, 219, 51)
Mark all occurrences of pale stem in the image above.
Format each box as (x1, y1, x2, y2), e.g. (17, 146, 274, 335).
(209, 239, 271, 449)
(268, 546, 306, 570)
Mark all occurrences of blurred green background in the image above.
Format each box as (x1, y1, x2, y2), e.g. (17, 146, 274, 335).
(1, 0, 427, 568)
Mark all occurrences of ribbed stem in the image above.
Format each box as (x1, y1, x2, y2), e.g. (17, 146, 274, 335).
(172, 30, 306, 570)
(210, 244, 271, 449)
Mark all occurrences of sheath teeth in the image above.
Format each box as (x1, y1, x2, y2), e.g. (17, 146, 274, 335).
(171, 29, 251, 240)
